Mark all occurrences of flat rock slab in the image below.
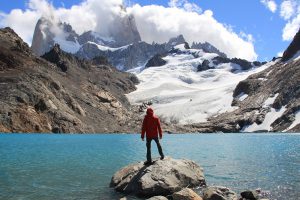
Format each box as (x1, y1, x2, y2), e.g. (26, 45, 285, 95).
(110, 157, 206, 198)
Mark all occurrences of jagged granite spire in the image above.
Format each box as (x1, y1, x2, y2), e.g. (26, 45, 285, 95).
(31, 17, 79, 56)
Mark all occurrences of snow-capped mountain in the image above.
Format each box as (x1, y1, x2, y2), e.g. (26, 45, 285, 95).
(31, 17, 81, 56)
(31, 16, 233, 71)
(31, 13, 141, 57)
(127, 43, 267, 125)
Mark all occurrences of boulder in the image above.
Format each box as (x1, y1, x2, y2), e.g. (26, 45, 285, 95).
(203, 186, 238, 200)
(240, 190, 259, 200)
(197, 60, 211, 72)
(110, 157, 206, 198)
(147, 196, 168, 200)
(145, 54, 167, 68)
(172, 188, 203, 200)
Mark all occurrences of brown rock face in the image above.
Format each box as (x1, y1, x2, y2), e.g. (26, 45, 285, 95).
(282, 28, 300, 61)
(0, 27, 140, 133)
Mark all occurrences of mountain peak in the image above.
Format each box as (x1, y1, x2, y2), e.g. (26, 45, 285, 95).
(31, 12, 142, 56)
(31, 17, 79, 56)
(166, 34, 186, 48)
(191, 41, 227, 58)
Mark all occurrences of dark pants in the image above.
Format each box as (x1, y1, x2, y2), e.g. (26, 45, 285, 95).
(146, 137, 164, 162)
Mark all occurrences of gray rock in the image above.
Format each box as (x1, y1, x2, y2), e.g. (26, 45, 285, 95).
(166, 34, 187, 50)
(240, 190, 259, 200)
(172, 188, 203, 200)
(203, 186, 238, 200)
(191, 42, 227, 58)
(145, 54, 167, 68)
(76, 41, 167, 71)
(147, 196, 168, 200)
(197, 60, 211, 72)
(110, 157, 206, 198)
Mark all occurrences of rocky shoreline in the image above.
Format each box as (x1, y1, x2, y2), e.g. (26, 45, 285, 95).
(111, 157, 270, 200)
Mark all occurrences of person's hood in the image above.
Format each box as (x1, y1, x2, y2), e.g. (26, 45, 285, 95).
(146, 107, 154, 116)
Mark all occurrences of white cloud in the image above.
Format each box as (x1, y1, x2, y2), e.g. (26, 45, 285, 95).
(280, 0, 296, 20)
(168, 0, 202, 13)
(129, 4, 257, 60)
(261, 0, 277, 13)
(240, 31, 255, 43)
(0, 0, 257, 61)
(0, 9, 40, 44)
(282, 14, 300, 40)
(278, 0, 300, 41)
(277, 51, 283, 57)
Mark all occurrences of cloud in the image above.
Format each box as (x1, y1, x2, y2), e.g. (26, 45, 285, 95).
(0, 8, 40, 44)
(280, 0, 296, 20)
(0, 0, 257, 61)
(128, 4, 257, 60)
(168, 0, 202, 13)
(279, 0, 300, 41)
(282, 14, 300, 40)
(261, 0, 277, 13)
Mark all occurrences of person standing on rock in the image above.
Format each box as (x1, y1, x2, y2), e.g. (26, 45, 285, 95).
(141, 107, 164, 165)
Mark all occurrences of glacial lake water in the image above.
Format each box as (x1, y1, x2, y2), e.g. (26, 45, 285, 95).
(0, 133, 299, 200)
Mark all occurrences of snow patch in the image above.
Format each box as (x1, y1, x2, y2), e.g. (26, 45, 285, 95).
(90, 31, 115, 43)
(242, 93, 285, 132)
(285, 110, 300, 131)
(263, 94, 278, 107)
(284, 50, 300, 62)
(293, 50, 300, 61)
(174, 44, 187, 51)
(88, 41, 129, 52)
(242, 106, 287, 132)
(54, 37, 81, 54)
(236, 92, 248, 101)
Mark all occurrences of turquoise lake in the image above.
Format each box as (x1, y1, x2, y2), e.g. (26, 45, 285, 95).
(0, 133, 299, 200)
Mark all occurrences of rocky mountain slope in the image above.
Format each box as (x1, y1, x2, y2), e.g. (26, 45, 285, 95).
(31, 16, 232, 71)
(0, 27, 142, 133)
(186, 30, 300, 133)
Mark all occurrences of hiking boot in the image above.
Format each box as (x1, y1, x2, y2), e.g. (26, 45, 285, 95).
(160, 155, 165, 160)
(144, 161, 152, 165)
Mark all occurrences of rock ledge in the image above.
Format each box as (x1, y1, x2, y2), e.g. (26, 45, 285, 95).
(110, 157, 206, 198)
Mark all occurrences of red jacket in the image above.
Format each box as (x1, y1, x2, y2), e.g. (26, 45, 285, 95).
(141, 108, 162, 139)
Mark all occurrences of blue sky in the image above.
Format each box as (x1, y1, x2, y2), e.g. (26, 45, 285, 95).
(0, 0, 297, 61)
